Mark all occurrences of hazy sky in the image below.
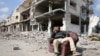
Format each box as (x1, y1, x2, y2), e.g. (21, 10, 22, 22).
(93, 0, 100, 16)
(0, 0, 23, 21)
(0, 0, 100, 21)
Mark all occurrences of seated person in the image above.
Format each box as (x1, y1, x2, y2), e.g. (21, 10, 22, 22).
(51, 26, 76, 55)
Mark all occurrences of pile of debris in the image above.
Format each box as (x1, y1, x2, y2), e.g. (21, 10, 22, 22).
(88, 33, 100, 41)
(0, 31, 50, 50)
(77, 37, 100, 56)
(0, 31, 100, 56)
(0, 31, 50, 40)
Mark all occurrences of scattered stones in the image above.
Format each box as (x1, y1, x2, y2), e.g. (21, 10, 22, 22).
(5, 33, 12, 37)
(88, 33, 100, 41)
(13, 47, 20, 50)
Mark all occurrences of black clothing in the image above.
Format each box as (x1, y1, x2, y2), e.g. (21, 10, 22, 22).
(51, 31, 66, 39)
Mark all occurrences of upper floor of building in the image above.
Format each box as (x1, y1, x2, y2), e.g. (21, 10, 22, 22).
(30, 0, 93, 21)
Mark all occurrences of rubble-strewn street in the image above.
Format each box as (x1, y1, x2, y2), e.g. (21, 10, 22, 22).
(0, 0, 100, 56)
(0, 31, 100, 56)
(0, 31, 54, 56)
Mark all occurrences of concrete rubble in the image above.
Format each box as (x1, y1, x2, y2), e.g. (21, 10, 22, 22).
(0, 31, 100, 56)
(77, 37, 100, 56)
(0, 31, 49, 50)
(88, 33, 100, 41)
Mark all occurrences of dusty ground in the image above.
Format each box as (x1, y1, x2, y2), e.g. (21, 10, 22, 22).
(0, 39, 54, 56)
(0, 31, 54, 56)
(0, 31, 100, 56)
(77, 37, 100, 56)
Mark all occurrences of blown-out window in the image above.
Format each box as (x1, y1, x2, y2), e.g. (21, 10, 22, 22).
(71, 15, 79, 25)
(16, 16, 18, 19)
(81, 6, 87, 20)
(70, 1, 76, 10)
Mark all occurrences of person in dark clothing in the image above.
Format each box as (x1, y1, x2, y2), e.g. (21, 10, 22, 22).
(51, 30, 66, 39)
(51, 26, 76, 55)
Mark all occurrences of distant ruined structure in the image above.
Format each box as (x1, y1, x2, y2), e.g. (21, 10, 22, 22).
(0, 0, 93, 34)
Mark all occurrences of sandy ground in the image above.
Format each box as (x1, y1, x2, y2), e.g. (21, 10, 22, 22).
(77, 37, 100, 56)
(0, 39, 54, 56)
(0, 31, 100, 56)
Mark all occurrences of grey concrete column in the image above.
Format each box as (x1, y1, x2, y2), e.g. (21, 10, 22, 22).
(61, 18, 67, 31)
(17, 25, 19, 32)
(10, 26, 11, 32)
(62, 0, 70, 31)
(25, 25, 28, 31)
(30, 0, 37, 21)
(37, 23, 42, 31)
(48, 2, 52, 34)
(84, 24, 87, 34)
(37, 23, 40, 31)
(32, 25, 33, 31)
(21, 23, 23, 31)
(11, 26, 12, 32)
(48, 19, 51, 33)
(8, 26, 9, 32)
(40, 24, 42, 31)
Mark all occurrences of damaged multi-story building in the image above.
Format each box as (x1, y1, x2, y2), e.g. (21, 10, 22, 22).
(17, 0, 33, 31)
(0, 0, 93, 35)
(0, 20, 6, 32)
(0, 0, 33, 32)
(30, 0, 93, 34)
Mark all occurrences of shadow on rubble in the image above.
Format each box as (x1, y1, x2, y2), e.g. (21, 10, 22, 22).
(76, 47, 86, 56)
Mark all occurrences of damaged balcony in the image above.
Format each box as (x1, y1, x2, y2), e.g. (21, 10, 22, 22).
(35, 0, 64, 9)
(21, 8, 30, 22)
(31, 0, 64, 21)
(35, 9, 65, 22)
(35, 0, 64, 5)
(30, 0, 69, 32)
(20, 8, 31, 31)
(21, 0, 32, 8)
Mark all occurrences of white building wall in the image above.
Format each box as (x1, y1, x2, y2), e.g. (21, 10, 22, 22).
(88, 15, 100, 36)
(61, 0, 87, 34)
(61, 17, 80, 34)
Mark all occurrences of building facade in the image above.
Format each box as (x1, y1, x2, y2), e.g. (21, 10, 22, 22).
(0, 0, 33, 32)
(0, 0, 93, 35)
(30, 0, 93, 34)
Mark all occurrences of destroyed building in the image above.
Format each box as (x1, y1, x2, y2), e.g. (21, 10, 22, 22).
(0, 0, 33, 32)
(0, 0, 93, 34)
(30, 0, 93, 34)
(0, 20, 6, 32)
